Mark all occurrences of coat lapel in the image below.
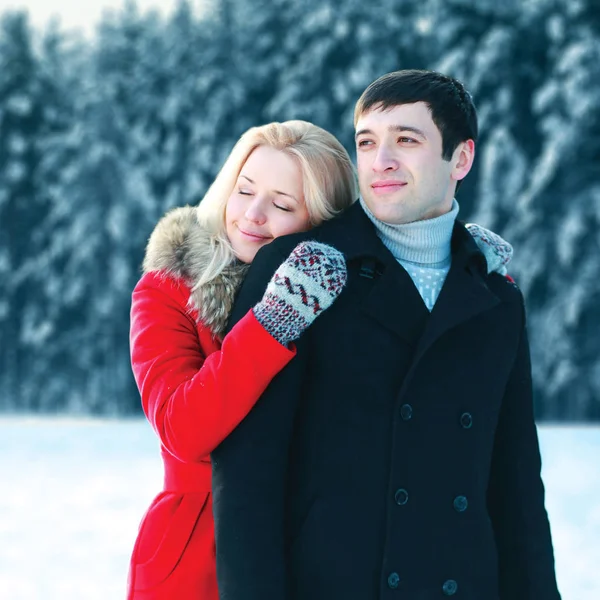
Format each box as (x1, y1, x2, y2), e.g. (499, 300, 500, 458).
(316, 205, 500, 350)
(359, 258, 430, 346)
(316, 202, 429, 346)
(412, 221, 501, 364)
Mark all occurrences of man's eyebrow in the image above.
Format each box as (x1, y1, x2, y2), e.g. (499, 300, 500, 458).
(390, 125, 427, 138)
(355, 125, 427, 139)
(239, 174, 298, 203)
(355, 128, 372, 139)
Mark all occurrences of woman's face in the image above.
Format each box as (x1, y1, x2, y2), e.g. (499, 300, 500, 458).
(226, 145, 311, 263)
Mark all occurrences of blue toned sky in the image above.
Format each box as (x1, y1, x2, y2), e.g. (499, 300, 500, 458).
(0, 0, 209, 35)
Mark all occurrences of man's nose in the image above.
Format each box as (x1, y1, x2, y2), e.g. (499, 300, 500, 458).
(372, 144, 399, 173)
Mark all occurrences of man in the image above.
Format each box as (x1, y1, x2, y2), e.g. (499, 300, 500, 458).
(211, 70, 561, 600)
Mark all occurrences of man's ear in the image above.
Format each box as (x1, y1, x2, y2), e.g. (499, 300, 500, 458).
(451, 139, 475, 183)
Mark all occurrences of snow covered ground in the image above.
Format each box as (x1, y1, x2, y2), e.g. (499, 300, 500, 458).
(0, 418, 598, 599)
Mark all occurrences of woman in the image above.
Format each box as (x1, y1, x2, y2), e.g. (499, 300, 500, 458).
(126, 120, 356, 600)
(126, 120, 512, 599)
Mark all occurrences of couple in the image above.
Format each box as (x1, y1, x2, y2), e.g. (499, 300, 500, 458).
(127, 70, 561, 600)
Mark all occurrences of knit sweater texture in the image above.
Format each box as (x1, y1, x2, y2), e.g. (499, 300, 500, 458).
(359, 197, 459, 311)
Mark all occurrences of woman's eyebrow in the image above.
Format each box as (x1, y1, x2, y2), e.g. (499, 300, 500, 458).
(239, 175, 298, 203)
(273, 190, 298, 203)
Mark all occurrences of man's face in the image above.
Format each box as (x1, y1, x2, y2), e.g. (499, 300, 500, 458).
(355, 102, 474, 224)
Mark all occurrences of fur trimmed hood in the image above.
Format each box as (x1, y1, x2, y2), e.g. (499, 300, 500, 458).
(143, 206, 248, 338)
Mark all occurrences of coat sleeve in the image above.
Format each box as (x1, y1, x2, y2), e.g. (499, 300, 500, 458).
(211, 238, 307, 600)
(486, 294, 562, 600)
(130, 271, 295, 463)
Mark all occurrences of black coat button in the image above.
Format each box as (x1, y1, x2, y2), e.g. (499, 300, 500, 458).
(394, 488, 409, 505)
(387, 572, 400, 589)
(460, 412, 473, 429)
(400, 404, 413, 420)
(442, 579, 458, 595)
(453, 495, 468, 512)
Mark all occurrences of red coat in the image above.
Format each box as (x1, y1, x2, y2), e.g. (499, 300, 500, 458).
(126, 270, 294, 599)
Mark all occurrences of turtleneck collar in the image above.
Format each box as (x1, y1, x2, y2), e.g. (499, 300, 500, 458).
(359, 197, 459, 268)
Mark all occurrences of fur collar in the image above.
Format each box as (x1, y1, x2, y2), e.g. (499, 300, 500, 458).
(143, 206, 248, 338)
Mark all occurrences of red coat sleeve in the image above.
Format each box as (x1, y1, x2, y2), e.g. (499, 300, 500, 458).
(130, 271, 296, 463)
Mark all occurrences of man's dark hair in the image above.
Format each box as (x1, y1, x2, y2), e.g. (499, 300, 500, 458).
(354, 69, 478, 161)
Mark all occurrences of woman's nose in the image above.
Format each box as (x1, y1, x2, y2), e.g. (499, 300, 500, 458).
(244, 197, 267, 224)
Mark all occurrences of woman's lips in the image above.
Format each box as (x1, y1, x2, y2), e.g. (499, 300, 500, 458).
(238, 227, 270, 241)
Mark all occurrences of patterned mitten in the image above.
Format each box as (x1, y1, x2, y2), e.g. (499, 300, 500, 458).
(466, 223, 513, 275)
(253, 241, 347, 346)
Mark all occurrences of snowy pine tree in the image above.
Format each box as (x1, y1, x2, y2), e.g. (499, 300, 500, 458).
(0, 0, 597, 419)
(431, 0, 600, 418)
(0, 11, 49, 409)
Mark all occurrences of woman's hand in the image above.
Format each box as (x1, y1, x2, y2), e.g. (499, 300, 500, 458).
(253, 241, 347, 346)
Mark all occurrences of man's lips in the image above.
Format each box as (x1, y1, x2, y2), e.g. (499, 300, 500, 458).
(371, 180, 407, 195)
(238, 226, 271, 241)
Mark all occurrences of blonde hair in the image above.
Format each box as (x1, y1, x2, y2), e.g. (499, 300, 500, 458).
(195, 120, 357, 285)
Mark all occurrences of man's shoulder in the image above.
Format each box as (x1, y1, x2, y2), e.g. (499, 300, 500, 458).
(246, 229, 327, 285)
(256, 230, 316, 263)
(486, 270, 525, 307)
(259, 202, 366, 260)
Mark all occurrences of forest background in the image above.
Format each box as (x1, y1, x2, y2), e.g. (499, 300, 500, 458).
(1, 0, 598, 420)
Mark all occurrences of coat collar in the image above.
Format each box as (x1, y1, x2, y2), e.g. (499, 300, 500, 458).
(312, 202, 427, 344)
(316, 202, 500, 347)
(142, 205, 248, 338)
(412, 221, 501, 362)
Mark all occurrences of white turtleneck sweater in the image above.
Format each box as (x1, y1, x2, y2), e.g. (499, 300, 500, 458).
(360, 197, 459, 312)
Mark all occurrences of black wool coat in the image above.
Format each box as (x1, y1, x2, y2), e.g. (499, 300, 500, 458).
(211, 201, 561, 600)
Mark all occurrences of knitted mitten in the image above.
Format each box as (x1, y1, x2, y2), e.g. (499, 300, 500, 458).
(253, 241, 347, 346)
(466, 223, 513, 275)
